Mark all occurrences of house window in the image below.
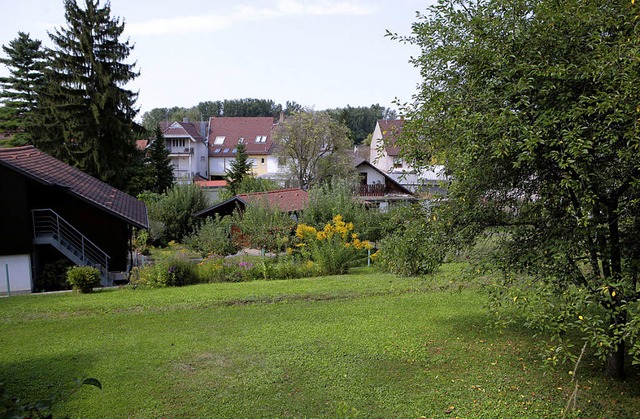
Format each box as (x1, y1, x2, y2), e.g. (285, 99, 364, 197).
(200, 156, 205, 161)
(261, 158, 265, 165)
(171, 139, 186, 148)
(393, 158, 403, 169)
(214, 136, 225, 145)
(255, 135, 267, 143)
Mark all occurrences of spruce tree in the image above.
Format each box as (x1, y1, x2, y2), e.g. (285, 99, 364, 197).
(225, 143, 253, 196)
(0, 32, 46, 146)
(35, 0, 143, 189)
(148, 126, 174, 194)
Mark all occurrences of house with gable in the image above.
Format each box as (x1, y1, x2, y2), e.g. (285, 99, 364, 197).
(370, 119, 448, 196)
(0, 146, 148, 293)
(207, 117, 281, 180)
(161, 119, 209, 183)
(354, 157, 417, 210)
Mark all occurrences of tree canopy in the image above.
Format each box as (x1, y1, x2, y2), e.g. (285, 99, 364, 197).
(0, 32, 46, 146)
(272, 110, 353, 190)
(225, 143, 253, 196)
(33, 0, 143, 190)
(394, 0, 640, 378)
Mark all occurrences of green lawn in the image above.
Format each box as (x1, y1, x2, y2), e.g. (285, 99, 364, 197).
(1, 265, 639, 418)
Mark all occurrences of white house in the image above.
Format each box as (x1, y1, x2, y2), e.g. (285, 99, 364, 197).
(162, 120, 209, 183)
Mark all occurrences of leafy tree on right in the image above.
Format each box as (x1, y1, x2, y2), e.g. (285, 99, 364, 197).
(392, 0, 640, 378)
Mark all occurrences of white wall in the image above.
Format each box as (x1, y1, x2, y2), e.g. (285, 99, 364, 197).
(0, 255, 32, 294)
(359, 165, 385, 184)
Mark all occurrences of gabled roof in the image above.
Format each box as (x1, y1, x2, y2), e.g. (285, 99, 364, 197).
(354, 157, 414, 196)
(377, 119, 404, 157)
(0, 146, 148, 229)
(195, 188, 308, 218)
(208, 117, 275, 158)
(163, 121, 206, 143)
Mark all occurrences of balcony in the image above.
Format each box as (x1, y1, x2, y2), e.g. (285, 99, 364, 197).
(168, 147, 194, 155)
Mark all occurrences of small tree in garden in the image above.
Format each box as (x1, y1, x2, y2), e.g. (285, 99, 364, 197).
(377, 205, 445, 276)
(225, 143, 253, 196)
(185, 214, 239, 257)
(233, 203, 296, 253)
(147, 127, 174, 194)
(147, 184, 208, 243)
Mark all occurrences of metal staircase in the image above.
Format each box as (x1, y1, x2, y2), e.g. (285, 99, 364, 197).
(32, 209, 111, 286)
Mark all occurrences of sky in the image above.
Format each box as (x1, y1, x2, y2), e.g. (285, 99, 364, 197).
(0, 0, 436, 117)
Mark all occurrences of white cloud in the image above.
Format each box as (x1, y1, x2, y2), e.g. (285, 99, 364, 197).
(126, 0, 377, 36)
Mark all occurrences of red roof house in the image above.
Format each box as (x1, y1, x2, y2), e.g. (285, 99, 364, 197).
(208, 117, 277, 178)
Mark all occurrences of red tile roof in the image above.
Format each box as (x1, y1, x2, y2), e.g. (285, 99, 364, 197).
(0, 146, 148, 229)
(237, 188, 308, 212)
(208, 117, 275, 157)
(135, 139, 149, 151)
(195, 179, 227, 188)
(378, 119, 404, 157)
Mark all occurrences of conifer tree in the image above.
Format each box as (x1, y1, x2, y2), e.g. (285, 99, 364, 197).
(0, 32, 46, 146)
(35, 0, 143, 189)
(148, 126, 174, 194)
(225, 143, 253, 196)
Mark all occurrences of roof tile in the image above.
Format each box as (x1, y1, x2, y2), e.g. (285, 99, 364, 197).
(0, 146, 149, 229)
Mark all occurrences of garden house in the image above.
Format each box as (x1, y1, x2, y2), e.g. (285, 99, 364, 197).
(0, 146, 148, 293)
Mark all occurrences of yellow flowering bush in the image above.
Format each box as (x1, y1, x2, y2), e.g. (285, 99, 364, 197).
(295, 215, 372, 275)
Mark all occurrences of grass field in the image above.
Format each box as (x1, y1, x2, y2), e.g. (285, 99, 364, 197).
(1, 265, 639, 417)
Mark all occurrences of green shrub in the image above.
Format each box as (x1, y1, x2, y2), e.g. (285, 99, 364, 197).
(185, 214, 239, 257)
(232, 203, 296, 253)
(147, 184, 208, 243)
(260, 256, 318, 280)
(36, 259, 73, 292)
(377, 205, 445, 276)
(195, 256, 263, 283)
(130, 256, 199, 288)
(66, 266, 101, 293)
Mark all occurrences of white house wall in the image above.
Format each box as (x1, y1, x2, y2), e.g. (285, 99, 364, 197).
(0, 254, 32, 294)
(360, 166, 386, 184)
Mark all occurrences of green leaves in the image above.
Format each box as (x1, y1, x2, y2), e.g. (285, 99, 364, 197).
(398, 0, 640, 377)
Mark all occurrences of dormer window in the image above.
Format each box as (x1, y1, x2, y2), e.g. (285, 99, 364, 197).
(255, 135, 267, 143)
(214, 136, 225, 145)
(238, 138, 244, 144)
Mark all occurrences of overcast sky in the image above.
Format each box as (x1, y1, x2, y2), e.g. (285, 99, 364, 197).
(0, 0, 435, 116)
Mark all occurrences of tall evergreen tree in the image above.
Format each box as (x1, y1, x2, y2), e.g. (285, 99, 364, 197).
(148, 126, 174, 194)
(0, 32, 46, 146)
(34, 0, 143, 189)
(225, 143, 253, 196)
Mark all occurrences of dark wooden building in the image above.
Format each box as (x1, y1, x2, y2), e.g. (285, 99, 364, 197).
(0, 146, 148, 293)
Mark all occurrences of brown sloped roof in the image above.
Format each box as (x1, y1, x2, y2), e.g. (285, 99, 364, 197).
(237, 188, 308, 212)
(195, 188, 308, 218)
(378, 119, 404, 157)
(208, 117, 275, 157)
(0, 146, 148, 229)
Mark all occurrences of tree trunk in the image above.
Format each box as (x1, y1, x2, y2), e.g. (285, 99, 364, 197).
(606, 339, 626, 379)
